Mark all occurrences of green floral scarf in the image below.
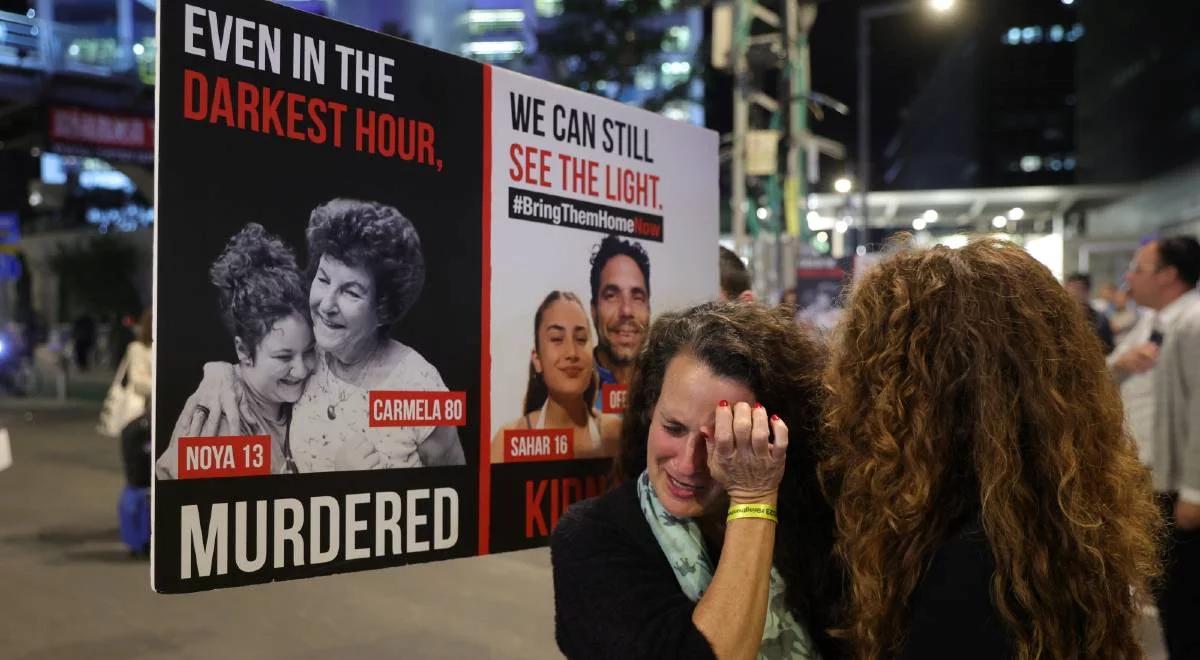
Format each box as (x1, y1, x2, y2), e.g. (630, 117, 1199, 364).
(637, 470, 819, 660)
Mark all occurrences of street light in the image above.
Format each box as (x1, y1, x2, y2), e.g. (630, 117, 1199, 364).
(855, 0, 959, 252)
(992, 215, 1008, 229)
(834, 176, 853, 194)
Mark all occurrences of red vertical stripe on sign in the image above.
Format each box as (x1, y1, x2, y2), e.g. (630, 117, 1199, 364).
(478, 63, 493, 556)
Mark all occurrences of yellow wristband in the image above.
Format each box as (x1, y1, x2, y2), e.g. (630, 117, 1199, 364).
(726, 503, 778, 523)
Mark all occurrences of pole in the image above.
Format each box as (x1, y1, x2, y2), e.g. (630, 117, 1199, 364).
(855, 10, 870, 257)
(35, 0, 54, 71)
(784, 1, 814, 297)
(780, 0, 797, 297)
(117, 0, 135, 72)
(731, 0, 750, 258)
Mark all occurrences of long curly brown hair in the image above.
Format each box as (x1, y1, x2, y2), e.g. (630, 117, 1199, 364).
(821, 238, 1162, 660)
(615, 301, 842, 657)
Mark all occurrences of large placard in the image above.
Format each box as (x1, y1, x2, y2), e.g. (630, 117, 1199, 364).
(153, 0, 716, 592)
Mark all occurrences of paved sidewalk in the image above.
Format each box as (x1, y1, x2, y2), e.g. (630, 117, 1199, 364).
(0, 406, 561, 660)
(0, 404, 1168, 659)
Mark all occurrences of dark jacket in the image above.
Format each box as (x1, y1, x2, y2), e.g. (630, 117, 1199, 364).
(902, 516, 1014, 659)
(1084, 305, 1115, 355)
(550, 479, 717, 659)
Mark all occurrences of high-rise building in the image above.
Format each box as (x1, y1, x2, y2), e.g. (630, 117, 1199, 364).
(461, 0, 705, 125)
(877, 0, 1080, 190)
(1075, 1, 1200, 184)
(288, 1, 704, 124)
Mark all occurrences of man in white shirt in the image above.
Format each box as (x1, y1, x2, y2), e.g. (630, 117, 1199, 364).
(1109, 310, 1157, 464)
(1109, 236, 1200, 658)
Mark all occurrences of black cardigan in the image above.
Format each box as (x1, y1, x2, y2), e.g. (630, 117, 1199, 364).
(901, 516, 1015, 659)
(550, 479, 718, 659)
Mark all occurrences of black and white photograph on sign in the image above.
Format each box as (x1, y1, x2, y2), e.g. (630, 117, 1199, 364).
(154, 0, 482, 592)
(156, 200, 465, 479)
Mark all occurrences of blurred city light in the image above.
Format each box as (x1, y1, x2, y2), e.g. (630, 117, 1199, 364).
(939, 234, 969, 249)
(1007, 207, 1025, 220)
(929, 0, 955, 13)
(993, 215, 1008, 229)
(834, 176, 853, 193)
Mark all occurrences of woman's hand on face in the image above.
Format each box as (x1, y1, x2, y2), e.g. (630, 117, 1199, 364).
(181, 362, 240, 437)
(334, 435, 383, 471)
(706, 401, 788, 504)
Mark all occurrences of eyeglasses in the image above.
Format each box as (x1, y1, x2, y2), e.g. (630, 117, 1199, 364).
(1126, 262, 1163, 275)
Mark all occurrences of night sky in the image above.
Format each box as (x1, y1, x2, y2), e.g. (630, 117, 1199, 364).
(706, 0, 962, 193)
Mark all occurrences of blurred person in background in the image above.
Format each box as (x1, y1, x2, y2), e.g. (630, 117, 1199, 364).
(1093, 280, 1119, 316)
(118, 308, 153, 556)
(108, 313, 137, 370)
(717, 246, 754, 302)
(72, 313, 96, 371)
(1066, 272, 1115, 354)
(1110, 235, 1200, 659)
(823, 239, 1162, 659)
(1108, 286, 1141, 344)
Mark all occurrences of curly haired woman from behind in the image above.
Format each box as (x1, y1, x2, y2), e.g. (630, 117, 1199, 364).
(822, 238, 1163, 660)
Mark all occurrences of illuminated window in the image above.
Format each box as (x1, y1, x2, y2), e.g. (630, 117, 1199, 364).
(663, 26, 691, 52)
(635, 66, 657, 91)
(536, 0, 563, 17)
(465, 9, 525, 35)
(136, 37, 157, 85)
(661, 100, 698, 123)
(660, 60, 691, 87)
(462, 40, 525, 62)
(66, 38, 119, 66)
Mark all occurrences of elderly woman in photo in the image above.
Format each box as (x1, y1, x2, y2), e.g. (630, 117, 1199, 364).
(180, 199, 465, 470)
(491, 291, 619, 463)
(552, 302, 840, 659)
(158, 223, 315, 478)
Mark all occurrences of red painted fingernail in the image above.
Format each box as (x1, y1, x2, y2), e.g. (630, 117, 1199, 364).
(754, 402, 763, 409)
(771, 414, 780, 422)
(719, 400, 729, 407)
